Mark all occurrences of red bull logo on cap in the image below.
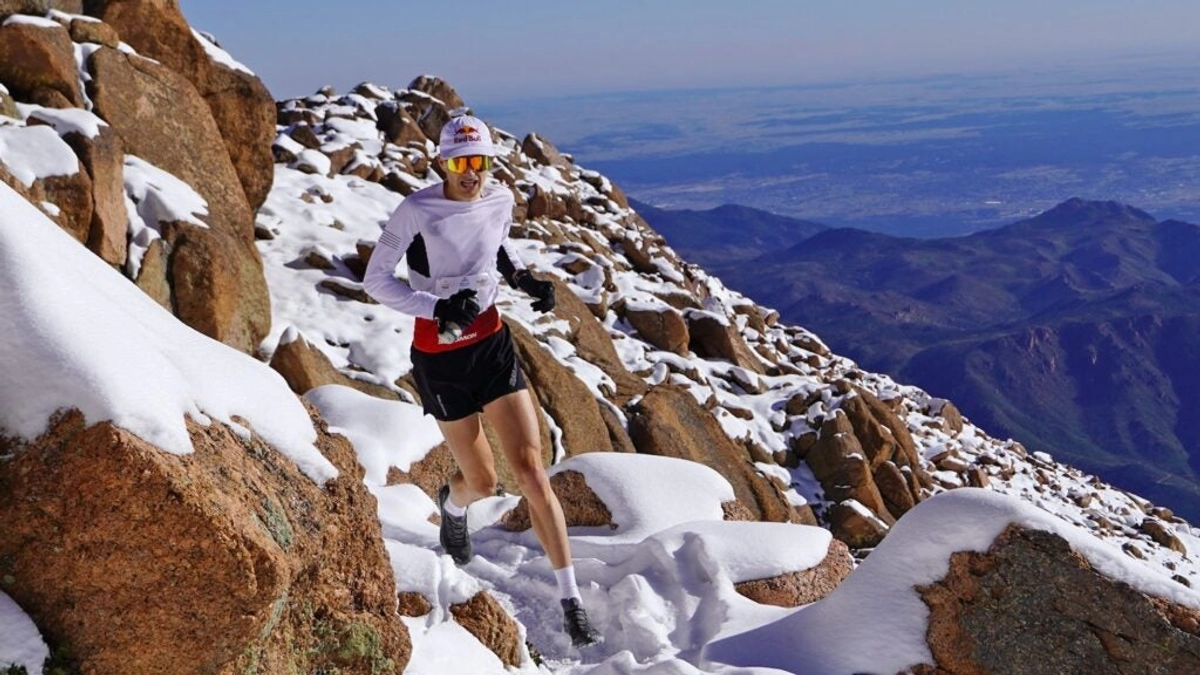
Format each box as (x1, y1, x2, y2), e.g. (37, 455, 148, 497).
(454, 125, 481, 143)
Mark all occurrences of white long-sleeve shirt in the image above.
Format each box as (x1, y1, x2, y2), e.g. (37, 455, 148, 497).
(363, 181, 526, 320)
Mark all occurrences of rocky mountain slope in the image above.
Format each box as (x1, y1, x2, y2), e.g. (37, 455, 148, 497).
(677, 198, 1200, 521)
(1, 2, 1198, 673)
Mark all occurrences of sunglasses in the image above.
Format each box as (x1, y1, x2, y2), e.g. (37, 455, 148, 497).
(444, 155, 493, 174)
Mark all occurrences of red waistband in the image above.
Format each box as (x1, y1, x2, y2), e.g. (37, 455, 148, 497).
(413, 305, 503, 353)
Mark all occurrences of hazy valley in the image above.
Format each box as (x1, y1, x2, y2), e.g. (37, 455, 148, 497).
(639, 198, 1200, 521)
(488, 61, 1200, 238)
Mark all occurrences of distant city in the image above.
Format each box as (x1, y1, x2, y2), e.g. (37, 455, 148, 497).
(485, 54, 1200, 237)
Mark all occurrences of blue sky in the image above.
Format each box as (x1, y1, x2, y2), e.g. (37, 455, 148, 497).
(180, 1, 1200, 105)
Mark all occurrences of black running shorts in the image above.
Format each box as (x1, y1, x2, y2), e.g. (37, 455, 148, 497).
(410, 324, 528, 421)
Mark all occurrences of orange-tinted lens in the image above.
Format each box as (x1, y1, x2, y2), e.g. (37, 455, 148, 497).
(446, 155, 492, 173)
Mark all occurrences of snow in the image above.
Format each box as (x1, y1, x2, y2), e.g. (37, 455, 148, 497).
(555, 453, 733, 545)
(0, 180, 334, 484)
(0, 124, 79, 186)
(2, 14, 60, 29)
(0, 592, 47, 675)
(647, 520, 831, 584)
(706, 488, 1200, 674)
(16, 103, 107, 138)
(48, 10, 100, 25)
(123, 154, 209, 277)
(124, 154, 209, 229)
(305, 383, 443, 484)
(403, 619, 511, 675)
(190, 28, 254, 75)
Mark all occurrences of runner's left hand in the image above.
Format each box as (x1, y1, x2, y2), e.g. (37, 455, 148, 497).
(514, 270, 555, 313)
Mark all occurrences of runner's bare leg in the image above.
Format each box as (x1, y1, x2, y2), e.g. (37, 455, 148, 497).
(483, 390, 572, 569)
(437, 414, 498, 507)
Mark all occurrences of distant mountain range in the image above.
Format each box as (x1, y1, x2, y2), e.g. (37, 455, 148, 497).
(628, 199, 827, 266)
(641, 197, 1200, 521)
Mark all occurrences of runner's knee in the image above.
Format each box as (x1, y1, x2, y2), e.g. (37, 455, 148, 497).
(512, 460, 551, 499)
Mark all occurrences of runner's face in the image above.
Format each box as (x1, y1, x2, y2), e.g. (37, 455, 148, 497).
(441, 156, 489, 202)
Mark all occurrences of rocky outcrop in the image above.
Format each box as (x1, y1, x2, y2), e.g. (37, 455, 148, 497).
(0, 6, 272, 352)
(800, 382, 933, 547)
(917, 525, 1200, 674)
(686, 309, 766, 374)
(374, 99, 426, 148)
(507, 319, 619, 455)
(0, 18, 82, 108)
(0, 132, 95, 251)
(86, 0, 277, 211)
(0, 408, 410, 675)
(521, 132, 572, 181)
(449, 592, 523, 668)
(541, 276, 647, 402)
(502, 469, 614, 532)
(38, 160, 92, 241)
(735, 538, 855, 607)
(825, 499, 891, 549)
(808, 411, 893, 518)
(1141, 517, 1187, 554)
(404, 75, 464, 139)
(19, 106, 130, 265)
(0, 1, 82, 16)
(0, 84, 16, 117)
(629, 385, 815, 524)
(624, 303, 690, 355)
(55, 123, 129, 265)
(269, 328, 401, 401)
(88, 45, 270, 352)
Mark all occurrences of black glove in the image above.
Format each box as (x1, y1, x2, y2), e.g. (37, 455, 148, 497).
(433, 289, 480, 332)
(513, 270, 555, 313)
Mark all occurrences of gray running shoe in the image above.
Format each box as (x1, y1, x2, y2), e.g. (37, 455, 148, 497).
(561, 598, 603, 647)
(437, 484, 472, 565)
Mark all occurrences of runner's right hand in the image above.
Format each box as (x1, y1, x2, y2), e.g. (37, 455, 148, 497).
(434, 289, 480, 328)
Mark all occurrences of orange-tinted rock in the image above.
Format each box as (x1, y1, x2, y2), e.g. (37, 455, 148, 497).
(0, 408, 410, 675)
(629, 385, 808, 524)
(87, 0, 276, 210)
(625, 304, 689, 355)
(89, 46, 270, 352)
(918, 526, 1200, 674)
(503, 469, 614, 532)
(0, 20, 83, 108)
(735, 538, 854, 607)
(687, 310, 765, 374)
(449, 592, 522, 668)
(508, 318, 617, 455)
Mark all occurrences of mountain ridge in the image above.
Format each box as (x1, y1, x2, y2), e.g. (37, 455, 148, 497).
(648, 195, 1200, 520)
(628, 197, 827, 266)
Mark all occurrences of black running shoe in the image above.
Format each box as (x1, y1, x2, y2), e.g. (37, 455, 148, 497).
(561, 598, 603, 647)
(437, 484, 472, 565)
